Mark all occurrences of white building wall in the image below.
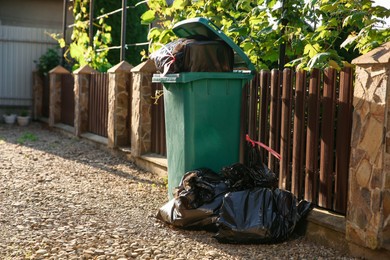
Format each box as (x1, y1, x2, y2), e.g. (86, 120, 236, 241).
(0, 25, 59, 106)
(0, 0, 64, 106)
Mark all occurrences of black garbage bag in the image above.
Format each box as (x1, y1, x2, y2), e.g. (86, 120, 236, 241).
(245, 140, 266, 168)
(175, 40, 233, 72)
(221, 163, 277, 191)
(156, 168, 229, 230)
(215, 187, 312, 244)
(150, 38, 189, 75)
(156, 191, 226, 231)
(221, 140, 277, 191)
(150, 38, 234, 75)
(174, 168, 227, 209)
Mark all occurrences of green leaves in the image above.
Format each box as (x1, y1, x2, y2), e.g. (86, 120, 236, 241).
(266, 0, 278, 9)
(143, 0, 390, 70)
(58, 0, 113, 72)
(236, 0, 253, 12)
(304, 43, 321, 58)
(340, 35, 358, 50)
(141, 10, 156, 24)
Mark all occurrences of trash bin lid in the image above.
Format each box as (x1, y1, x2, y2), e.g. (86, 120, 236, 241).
(173, 17, 256, 73)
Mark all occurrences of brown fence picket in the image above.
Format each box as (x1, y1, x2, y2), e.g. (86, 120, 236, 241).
(275, 70, 282, 171)
(151, 83, 166, 156)
(305, 69, 321, 202)
(279, 68, 293, 189)
(334, 67, 353, 214)
(248, 74, 260, 138)
(258, 70, 270, 160)
(319, 68, 336, 208)
(268, 69, 280, 172)
(60, 74, 75, 126)
(291, 70, 306, 198)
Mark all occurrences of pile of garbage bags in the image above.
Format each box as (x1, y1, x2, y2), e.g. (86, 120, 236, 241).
(156, 145, 312, 244)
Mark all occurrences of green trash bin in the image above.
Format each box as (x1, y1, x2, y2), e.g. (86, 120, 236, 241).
(152, 18, 255, 198)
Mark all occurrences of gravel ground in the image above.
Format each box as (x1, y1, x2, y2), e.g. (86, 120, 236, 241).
(0, 123, 358, 260)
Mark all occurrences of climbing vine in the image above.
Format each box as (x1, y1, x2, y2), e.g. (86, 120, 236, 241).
(52, 0, 112, 72)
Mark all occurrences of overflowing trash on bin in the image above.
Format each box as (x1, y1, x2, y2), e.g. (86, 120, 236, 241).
(156, 137, 313, 244)
(152, 18, 256, 200)
(150, 38, 234, 76)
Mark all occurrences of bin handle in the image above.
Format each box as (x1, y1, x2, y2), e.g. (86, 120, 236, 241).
(246, 134, 281, 160)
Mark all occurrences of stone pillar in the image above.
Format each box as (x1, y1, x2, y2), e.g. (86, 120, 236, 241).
(32, 70, 43, 120)
(73, 65, 96, 137)
(347, 42, 390, 251)
(107, 61, 133, 148)
(130, 59, 157, 156)
(48, 66, 71, 127)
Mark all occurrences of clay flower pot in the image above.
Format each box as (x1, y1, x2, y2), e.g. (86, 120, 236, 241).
(17, 116, 30, 126)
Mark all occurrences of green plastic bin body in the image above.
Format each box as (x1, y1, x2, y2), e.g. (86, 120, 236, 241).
(152, 17, 255, 198)
(154, 72, 252, 198)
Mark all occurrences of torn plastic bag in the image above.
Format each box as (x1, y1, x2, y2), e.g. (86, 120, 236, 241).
(156, 168, 229, 230)
(215, 187, 312, 244)
(221, 163, 277, 191)
(156, 192, 226, 231)
(150, 38, 234, 75)
(174, 168, 227, 209)
(149, 38, 189, 75)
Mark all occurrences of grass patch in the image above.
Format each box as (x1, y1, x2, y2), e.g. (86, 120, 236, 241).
(17, 132, 38, 144)
(161, 176, 168, 188)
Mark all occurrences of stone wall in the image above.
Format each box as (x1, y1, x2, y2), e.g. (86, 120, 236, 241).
(348, 42, 390, 251)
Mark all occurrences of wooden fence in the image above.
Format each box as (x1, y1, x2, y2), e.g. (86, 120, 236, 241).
(45, 65, 353, 214)
(242, 67, 354, 214)
(88, 73, 109, 137)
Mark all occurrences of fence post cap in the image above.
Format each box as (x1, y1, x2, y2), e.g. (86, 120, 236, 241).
(352, 42, 390, 65)
(131, 59, 156, 73)
(108, 61, 133, 73)
(73, 65, 97, 74)
(49, 65, 70, 74)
